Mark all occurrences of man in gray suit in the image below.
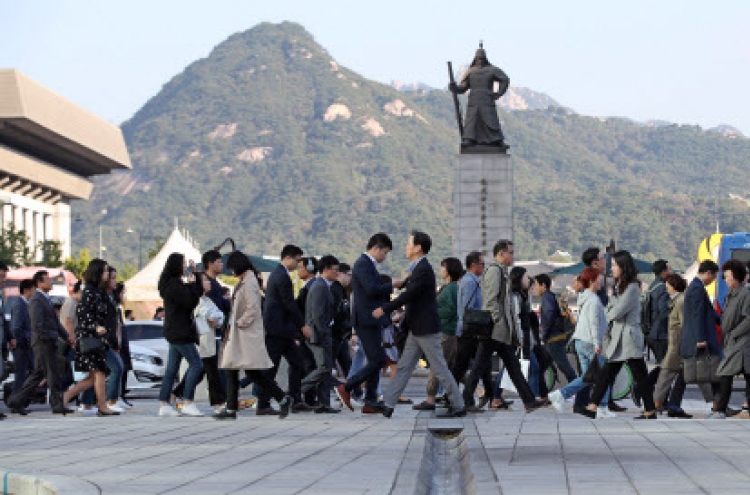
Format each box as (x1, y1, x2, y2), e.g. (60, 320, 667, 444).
(9, 279, 36, 414)
(8, 271, 75, 415)
(301, 255, 340, 414)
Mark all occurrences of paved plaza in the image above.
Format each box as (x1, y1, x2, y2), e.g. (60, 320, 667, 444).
(2, 376, 750, 494)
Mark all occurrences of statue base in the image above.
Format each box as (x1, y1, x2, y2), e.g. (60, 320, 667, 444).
(453, 153, 513, 261)
(460, 143, 509, 154)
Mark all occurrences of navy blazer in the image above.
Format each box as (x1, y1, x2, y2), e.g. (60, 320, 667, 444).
(351, 253, 393, 329)
(263, 264, 305, 339)
(10, 297, 32, 349)
(29, 290, 68, 346)
(680, 278, 722, 358)
(305, 277, 334, 345)
(382, 257, 440, 337)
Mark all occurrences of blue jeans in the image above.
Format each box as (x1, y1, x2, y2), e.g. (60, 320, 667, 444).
(527, 352, 541, 398)
(558, 341, 608, 406)
(159, 343, 203, 402)
(81, 348, 124, 406)
(347, 341, 381, 396)
(546, 340, 578, 382)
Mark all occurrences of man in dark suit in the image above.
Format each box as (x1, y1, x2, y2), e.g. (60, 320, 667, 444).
(259, 245, 312, 415)
(8, 271, 75, 414)
(374, 231, 465, 418)
(0, 261, 8, 420)
(9, 279, 36, 414)
(338, 233, 398, 411)
(301, 255, 341, 413)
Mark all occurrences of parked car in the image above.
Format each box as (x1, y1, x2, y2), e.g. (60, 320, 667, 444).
(124, 320, 169, 364)
(126, 343, 165, 389)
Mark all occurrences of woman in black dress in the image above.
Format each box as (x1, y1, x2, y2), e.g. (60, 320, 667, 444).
(62, 259, 120, 416)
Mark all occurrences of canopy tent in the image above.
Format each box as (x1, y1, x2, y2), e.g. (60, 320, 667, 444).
(125, 226, 203, 318)
(548, 257, 654, 276)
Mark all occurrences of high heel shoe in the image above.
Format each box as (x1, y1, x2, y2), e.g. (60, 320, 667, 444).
(97, 409, 121, 417)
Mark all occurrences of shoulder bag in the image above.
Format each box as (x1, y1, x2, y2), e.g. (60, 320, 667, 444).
(462, 271, 494, 340)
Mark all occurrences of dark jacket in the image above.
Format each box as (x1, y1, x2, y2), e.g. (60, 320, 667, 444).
(10, 297, 32, 349)
(648, 279, 670, 341)
(263, 264, 304, 339)
(104, 293, 120, 351)
(331, 280, 352, 340)
(296, 278, 316, 322)
(206, 276, 231, 318)
(540, 290, 564, 342)
(158, 277, 203, 345)
(305, 277, 335, 345)
(382, 257, 440, 337)
(29, 290, 69, 346)
(436, 281, 458, 336)
(680, 278, 722, 358)
(351, 253, 392, 329)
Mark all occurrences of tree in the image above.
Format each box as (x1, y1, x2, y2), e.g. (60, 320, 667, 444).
(147, 238, 165, 261)
(64, 248, 92, 280)
(39, 240, 64, 268)
(0, 224, 37, 268)
(120, 262, 139, 281)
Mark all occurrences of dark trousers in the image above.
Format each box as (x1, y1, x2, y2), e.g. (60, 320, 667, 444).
(173, 354, 227, 406)
(259, 335, 304, 409)
(9, 341, 63, 411)
(546, 340, 578, 383)
(345, 326, 386, 404)
(592, 358, 655, 411)
(332, 337, 352, 380)
(452, 336, 494, 405)
(301, 339, 334, 408)
(464, 340, 535, 406)
(717, 373, 750, 413)
(298, 340, 318, 404)
(226, 369, 284, 411)
(11, 347, 34, 397)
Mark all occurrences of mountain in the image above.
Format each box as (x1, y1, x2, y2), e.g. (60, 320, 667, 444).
(72, 22, 750, 272)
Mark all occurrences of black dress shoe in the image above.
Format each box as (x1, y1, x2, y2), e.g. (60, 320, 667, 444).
(97, 410, 121, 417)
(580, 409, 597, 419)
(213, 409, 237, 420)
(525, 399, 547, 413)
(437, 407, 467, 418)
(667, 409, 693, 419)
(291, 402, 318, 413)
(279, 396, 293, 419)
(726, 407, 743, 417)
(10, 408, 29, 416)
(608, 400, 627, 413)
(412, 401, 436, 411)
(466, 405, 486, 414)
(256, 407, 281, 416)
(634, 413, 657, 420)
(53, 407, 75, 415)
(0, 412, 6, 420)
(382, 406, 394, 418)
(314, 406, 341, 414)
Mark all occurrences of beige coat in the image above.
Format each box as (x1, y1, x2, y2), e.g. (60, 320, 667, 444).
(661, 292, 684, 371)
(482, 263, 516, 346)
(218, 276, 273, 370)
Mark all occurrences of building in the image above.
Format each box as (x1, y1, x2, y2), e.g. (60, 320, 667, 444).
(0, 69, 130, 259)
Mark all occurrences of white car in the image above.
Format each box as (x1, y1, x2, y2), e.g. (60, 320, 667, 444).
(124, 320, 169, 364)
(126, 343, 165, 389)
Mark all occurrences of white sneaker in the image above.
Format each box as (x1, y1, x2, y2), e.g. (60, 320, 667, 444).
(158, 405, 181, 417)
(597, 407, 616, 419)
(79, 406, 98, 416)
(115, 400, 132, 410)
(180, 403, 204, 417)
(549, 390, 566, 413)
(107, 404, 125, 413)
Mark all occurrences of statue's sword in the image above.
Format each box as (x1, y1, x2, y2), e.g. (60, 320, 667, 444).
(447, 61, 464, 138)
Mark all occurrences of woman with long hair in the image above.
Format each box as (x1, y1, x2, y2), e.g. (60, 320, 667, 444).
(214, 251, 292, 420)
(157, 252, 205, 417)
(585, 250, 656, 419)
(62, 259, 120, 416)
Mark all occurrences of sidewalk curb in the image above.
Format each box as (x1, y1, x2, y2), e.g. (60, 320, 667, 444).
(2, 468, 101, 495)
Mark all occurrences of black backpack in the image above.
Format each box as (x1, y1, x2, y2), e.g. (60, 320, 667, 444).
(640, 282, 661, 336)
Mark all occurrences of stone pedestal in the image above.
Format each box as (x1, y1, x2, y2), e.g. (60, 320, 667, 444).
(453, 153, 513, 261)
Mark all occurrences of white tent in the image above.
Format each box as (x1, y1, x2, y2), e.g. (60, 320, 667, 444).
(126, 225, 202, 304)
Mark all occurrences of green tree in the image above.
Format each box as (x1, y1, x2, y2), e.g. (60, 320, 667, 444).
(0, 224, 36, 268)
(64, 248, 92, 279)
(147, 238, 165, 261)
(120, 262, 139, 281)
(39, 240, 64, 268)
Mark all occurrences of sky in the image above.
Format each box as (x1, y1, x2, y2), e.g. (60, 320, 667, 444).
(2, 0, 749, 134)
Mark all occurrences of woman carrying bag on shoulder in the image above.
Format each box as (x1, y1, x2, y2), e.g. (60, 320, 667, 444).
(585, 250, 657, 419)
(214, 251, 292, 420)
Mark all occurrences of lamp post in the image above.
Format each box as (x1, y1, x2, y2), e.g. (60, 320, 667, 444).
(127, 228, 153, 270)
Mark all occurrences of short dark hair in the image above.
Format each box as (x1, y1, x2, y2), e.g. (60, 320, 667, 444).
(367, 233, 393, 251)
(722, 259, 747, 283)
(32, 270, 49, 287)
(318, 255, 340, 272)
(698, 260, 719, 274)
(441, 257, 463, 282)
(202, 250, 223, 268)
(652, 259, 669, 276)
(0, 261, 8, 272)
(19, 279, 35, 293)
(492, 239, 513, 257)
(410, 230, 432, 255)
(338, 263, 351, 274)
(226, 250, 255, 277)
(300, 257, 318, 274)
(83, 258, 108, 287)
(72, 281, 82, 294)
(155, 307, 164, 314)
(280, 244, 303, 260)
(581, 247, 601, 267)
(465, 251, 483, 270)
(510, 266, 528, 293)
(534, 274, 552, 290)
(665, 273, 687, 292)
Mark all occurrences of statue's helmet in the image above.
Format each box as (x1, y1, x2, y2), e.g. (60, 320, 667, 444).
(470, 43, 490, 67)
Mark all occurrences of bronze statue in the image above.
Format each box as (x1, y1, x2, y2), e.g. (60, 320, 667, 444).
(449, 43, 509, 152)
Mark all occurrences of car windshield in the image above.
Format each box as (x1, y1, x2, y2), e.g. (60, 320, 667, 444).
(126, 324, 164, 341)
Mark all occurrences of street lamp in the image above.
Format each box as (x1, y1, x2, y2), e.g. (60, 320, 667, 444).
(127, 228, 153, 270)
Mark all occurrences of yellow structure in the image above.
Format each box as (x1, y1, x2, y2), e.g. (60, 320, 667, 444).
(697, 233, 723, 299)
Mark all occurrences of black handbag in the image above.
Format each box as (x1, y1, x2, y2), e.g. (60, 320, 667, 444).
(462, 278, 493, 340)
(582, 353, 601, 383)
(79, 336, 104, 354)
(683, 348, 721, 384)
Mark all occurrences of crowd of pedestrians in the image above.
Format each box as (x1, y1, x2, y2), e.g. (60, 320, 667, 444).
(2, 232, 750, 421)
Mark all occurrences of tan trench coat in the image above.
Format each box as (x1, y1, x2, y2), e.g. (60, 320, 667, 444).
(661, 292, 684, 371)
(218, 276, 273, 370)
